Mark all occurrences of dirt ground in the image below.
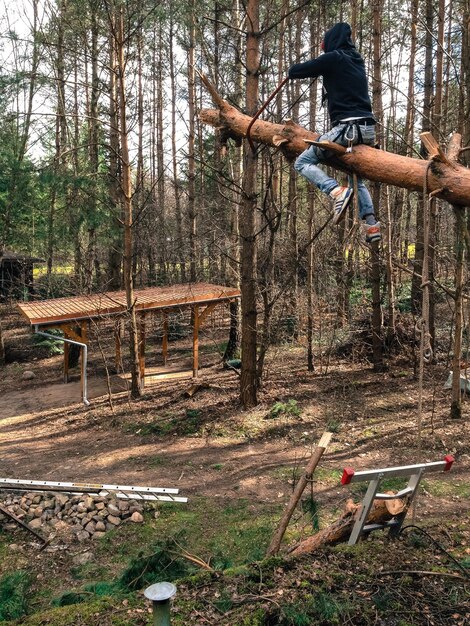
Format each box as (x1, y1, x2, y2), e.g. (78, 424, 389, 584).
(0, 308, 468, 523)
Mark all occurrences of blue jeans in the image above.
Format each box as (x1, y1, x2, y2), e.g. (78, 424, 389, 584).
(294, 122, 376, 220)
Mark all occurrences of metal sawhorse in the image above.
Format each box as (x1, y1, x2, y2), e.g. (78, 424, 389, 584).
(341, 455, 455, 545)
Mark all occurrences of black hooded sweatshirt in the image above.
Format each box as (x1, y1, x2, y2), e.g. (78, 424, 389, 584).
(288, 22, 375, 126)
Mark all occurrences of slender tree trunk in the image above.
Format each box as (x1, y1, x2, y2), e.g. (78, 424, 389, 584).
(400, 0, 418, 267)
(450, 206, 466, 419)
(85, 0, 99, 293)
(412, 0, 434, 313)
(156, 21, 167, 283)
(169, 12, 186, 282)
(370, 0, 384, 370)
(136, 17, 145, 283)
(426, 0, 446, 353)
(240, 0, 260, 408)
(188, 2, 197, 282)
(307, 5, 320, 371)
(108, 23, 122, 290)
(116, 6, 141, 398)
(223, 0, 243, 362)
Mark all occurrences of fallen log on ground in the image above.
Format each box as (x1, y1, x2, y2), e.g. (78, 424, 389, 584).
(199, 74, 470, 207)
(289, 492, 409, 556)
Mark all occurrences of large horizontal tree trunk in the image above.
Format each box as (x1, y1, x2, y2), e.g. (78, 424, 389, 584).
(199, 76, 470, 207)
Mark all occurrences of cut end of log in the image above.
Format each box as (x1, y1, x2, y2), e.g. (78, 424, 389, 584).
(318, 431, 333, 448)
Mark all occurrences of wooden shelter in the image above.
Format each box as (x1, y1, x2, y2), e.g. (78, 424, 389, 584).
(18, 283, 240, 398)
(0, 250, 44, 300)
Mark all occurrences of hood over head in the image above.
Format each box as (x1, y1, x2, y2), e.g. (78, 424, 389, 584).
(323, 22, 355, 53)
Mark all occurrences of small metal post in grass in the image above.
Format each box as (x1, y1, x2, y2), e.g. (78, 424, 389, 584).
(144, 582, 177, 626)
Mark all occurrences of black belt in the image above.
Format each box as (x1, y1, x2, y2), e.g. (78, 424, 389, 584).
(333, 117, 376, 126)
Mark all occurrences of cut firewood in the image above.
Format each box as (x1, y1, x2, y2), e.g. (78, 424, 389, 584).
(289, 492, 409, 557)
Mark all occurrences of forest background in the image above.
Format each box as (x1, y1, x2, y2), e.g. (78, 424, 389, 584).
(0, 0, 469, 411)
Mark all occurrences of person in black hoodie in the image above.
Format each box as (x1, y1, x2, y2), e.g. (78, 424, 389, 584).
(288, 22, 381, 243)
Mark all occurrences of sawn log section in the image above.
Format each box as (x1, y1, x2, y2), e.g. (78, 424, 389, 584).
(199, 77, 470, 207)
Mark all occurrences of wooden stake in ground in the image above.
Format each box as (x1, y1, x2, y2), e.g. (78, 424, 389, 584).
(266, 431, 332, 557)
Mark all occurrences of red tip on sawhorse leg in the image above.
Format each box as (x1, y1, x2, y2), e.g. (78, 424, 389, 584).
(341, 467, 355, 485)
(443, 455, 455, 471)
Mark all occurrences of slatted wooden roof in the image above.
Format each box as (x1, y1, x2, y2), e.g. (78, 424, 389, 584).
(18, 282, 240, 326)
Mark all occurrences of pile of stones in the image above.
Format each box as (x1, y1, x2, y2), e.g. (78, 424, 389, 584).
(0, 492, 146, 541)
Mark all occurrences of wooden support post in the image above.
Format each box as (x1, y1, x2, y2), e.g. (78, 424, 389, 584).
(193, 305, 199, 378)
(139, 313, 146, 389)
(63, 339, 70, 383)
(266, 432, 332, 557)
(115, 318, 124, 373)
(162, 311, 169, 366)
(80, 320, 88, 401)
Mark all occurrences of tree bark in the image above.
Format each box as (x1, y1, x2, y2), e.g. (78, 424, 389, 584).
(239, 0, 260, 408)
(412, 0, 434, 314)
(290, 493, 409, 556)
(188, 2, 197, 283)
(370, 0, 385, 371)
(115, 5, 141, 398)
(199, 90, 470, 207)
(169, 10, 185, 282)
(450, 206, 466, 419)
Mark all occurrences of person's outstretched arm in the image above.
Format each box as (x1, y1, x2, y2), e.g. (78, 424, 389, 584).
(288, 52, 337, 79)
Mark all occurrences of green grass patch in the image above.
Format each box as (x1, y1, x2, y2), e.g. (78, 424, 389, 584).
(281, 591, 350, 625)
(422, 478, 470, 499)
(0, 570, 32, 621)
(267, 399, 301, 420)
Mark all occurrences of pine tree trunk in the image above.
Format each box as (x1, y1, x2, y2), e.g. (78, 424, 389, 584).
(223, 0, 243, 362)
(116, 6, 141, 398)
(86, 2, 99, 293)
(412, 0, 434, 314)
(370, 0, 384, 371)
(450, 206, 466, 419)
(156, 22, 167, 283)
(240, 0, 260, 408)
(188, 3, 197, 283)
(169, 11, 185, 283)
(108, 23, 122, 291)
